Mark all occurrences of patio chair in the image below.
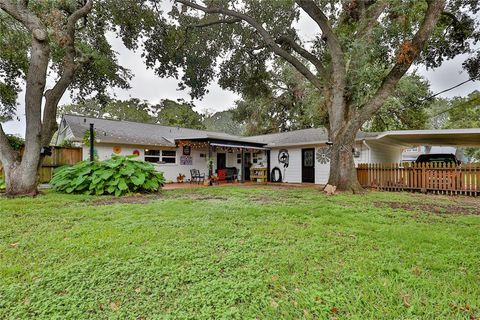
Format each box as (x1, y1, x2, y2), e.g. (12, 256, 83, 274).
(190, 169, 205, 184)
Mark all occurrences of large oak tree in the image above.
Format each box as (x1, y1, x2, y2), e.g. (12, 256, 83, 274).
(0, 0, 152, 196)
(142, 0, 478, 192)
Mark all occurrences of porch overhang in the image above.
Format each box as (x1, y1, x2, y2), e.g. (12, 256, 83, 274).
(176, 138, 269, 150)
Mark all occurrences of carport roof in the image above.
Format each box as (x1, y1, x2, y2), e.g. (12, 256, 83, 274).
(371, 128, 480, 147)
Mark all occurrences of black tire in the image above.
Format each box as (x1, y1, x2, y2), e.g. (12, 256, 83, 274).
(271, 167, 282, 183)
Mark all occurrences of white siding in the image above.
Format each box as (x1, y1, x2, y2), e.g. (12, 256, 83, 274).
(271, 142, 369, 185)
(367, 142, 403, 163)
(82, 143, 210, 182)
(81, 143, 255, 182)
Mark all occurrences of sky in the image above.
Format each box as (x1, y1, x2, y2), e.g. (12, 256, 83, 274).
(3, 7, 479, 137)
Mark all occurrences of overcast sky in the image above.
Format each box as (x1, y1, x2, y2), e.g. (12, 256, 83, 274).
(3, 9, 479, 137)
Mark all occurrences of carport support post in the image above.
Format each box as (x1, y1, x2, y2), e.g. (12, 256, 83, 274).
(241, 148, 245, 183)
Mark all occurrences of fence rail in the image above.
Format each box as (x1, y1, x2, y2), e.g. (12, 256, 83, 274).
(357, 162, 480, 196)
(0, 147, 82, 183)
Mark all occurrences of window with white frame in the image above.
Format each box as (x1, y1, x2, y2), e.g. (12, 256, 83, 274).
(161, 150, 176, 163)
(144, 149, 177, 164)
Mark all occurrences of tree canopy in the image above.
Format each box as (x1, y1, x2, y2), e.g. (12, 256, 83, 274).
(129, 0, 480, 191)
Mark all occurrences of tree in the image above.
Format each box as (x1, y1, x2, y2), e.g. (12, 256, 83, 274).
(203, 110, 245, 135)
(61, 98, 157, 123)
(445, 91, 480, 161)
(0, 0, 135, 196)
(233, 60, 327, 135)
(365, 74, 432, 131)
(141, 0, 478, 192)
(156, 99, 205, 129)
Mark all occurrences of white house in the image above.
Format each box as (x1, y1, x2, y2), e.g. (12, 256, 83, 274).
(56, 115, 480, 184)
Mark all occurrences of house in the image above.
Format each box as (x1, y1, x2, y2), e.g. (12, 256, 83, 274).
(57, 115, 480, 184)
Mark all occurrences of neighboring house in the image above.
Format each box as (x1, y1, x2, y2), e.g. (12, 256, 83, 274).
(57, 115, 480, 184)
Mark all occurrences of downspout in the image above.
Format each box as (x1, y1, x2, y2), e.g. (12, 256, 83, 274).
(362, 140, 371, 164)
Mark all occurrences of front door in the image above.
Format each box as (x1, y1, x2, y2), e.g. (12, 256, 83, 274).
(302, 148, 315, 183)
(217, 153, 226, 171)
(244, 152, 251, 180)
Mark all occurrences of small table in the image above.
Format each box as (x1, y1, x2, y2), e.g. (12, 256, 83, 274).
(250, 168, 267, 182)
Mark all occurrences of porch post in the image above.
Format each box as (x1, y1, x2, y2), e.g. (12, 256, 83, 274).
(241, 148, 245, 183)
(266, 150, 271, 182)
(208, 141, 213, 178)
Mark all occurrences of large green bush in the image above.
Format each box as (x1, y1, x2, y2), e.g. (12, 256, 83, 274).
(51, 156, 165, 196)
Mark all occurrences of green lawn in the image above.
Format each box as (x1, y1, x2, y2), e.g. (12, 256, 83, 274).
(0, 186, 479, 319)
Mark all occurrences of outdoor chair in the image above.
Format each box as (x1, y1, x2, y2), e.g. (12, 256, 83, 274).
(190, 169, 205, 184)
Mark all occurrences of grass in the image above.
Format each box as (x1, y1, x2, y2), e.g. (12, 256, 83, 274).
(0, 186, 479, 319)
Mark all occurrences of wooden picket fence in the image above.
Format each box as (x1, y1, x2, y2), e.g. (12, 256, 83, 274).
(0, 147, 82, 183)
(357, 162, 480, 196)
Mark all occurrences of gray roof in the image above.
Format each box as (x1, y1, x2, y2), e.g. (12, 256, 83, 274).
(244, 128, 380, 146)
(63, 114, 248, 147)
(65, 115, 448, 148)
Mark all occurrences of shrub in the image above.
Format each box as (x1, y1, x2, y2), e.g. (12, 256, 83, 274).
(50, 155, 165, 196)
(0, 177, 5, 192)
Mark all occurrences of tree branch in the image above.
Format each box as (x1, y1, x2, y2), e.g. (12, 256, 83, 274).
(194, 17, 241, 28)
(356, 0, 445, 127)
(275, 35, 325, 75)
(295, 0, 346, 88)
(356, 1, 388, 40)
(0, 123, 16, 166)
(0, 0, 46, 40)
(175, 0, 324, 91)
(42, 0, 93, 145)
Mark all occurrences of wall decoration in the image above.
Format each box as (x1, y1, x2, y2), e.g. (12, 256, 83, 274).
(132, 149, 140, 156)
(200, 153, 206, 158)
(183, 145, 191, 156)
(180, 155, 193, 165)
(316, 147, 331, 164)
(113, 146, 122, 154)
(278, 149, 289, 168)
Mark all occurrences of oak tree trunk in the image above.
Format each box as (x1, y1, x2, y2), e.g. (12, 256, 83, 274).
(3, 160, 40, 196)
(327, 130, 363, 193)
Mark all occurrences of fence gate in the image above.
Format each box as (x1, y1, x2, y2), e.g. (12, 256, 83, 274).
(0, 147, 83, 183)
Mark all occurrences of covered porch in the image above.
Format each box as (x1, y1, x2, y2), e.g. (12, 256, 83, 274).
(176, 138, 270, 183)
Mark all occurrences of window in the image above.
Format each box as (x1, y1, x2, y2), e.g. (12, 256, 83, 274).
(161, 150, 176, 164)
(144, 149, 160, 163)
(144, 149, 177, 164)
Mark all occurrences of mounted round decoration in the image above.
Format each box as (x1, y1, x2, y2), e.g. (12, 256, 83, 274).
(132, 149, 140, 156)
(113, 146, 122, 154)
(316, 147, 331, 164)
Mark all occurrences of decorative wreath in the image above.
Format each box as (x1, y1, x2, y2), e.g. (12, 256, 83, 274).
(278, 149, 289, 168)
(316, 147, 331, 164)
(113, 146, 122, 154)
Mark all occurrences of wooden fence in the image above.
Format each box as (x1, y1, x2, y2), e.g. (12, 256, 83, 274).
(357, 162, 480, 196)
(0, 147, 82, 183)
